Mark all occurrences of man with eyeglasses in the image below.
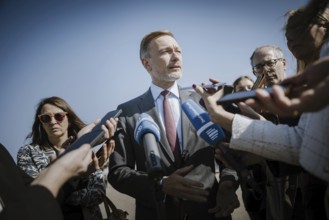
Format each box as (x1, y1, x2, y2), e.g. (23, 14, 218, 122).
(249, 45, 304, 220)
(250, 45, 286, 87)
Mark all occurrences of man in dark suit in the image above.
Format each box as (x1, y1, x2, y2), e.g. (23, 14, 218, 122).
(108, 30, 239, 220)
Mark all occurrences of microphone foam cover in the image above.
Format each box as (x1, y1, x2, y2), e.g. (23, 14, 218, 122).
(134, 113, 161, 145)
(182, 99, 225, 145)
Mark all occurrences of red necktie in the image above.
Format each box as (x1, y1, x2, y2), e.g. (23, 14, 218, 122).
(161, 90, 181, 162)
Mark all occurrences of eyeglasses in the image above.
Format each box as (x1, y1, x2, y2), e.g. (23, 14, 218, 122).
(38, 112, 67, 124)
(253, 58, 283, 74)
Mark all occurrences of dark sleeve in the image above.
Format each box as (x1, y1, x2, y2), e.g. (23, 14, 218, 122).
(1, 185, 63, 220)
(108, 113, 155, 205)
(0, 143, 63, 220)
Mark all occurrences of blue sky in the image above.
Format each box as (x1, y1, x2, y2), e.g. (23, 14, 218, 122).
(0, 0, 308, 159)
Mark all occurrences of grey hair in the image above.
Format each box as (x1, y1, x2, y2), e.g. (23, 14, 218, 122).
(249, 45, 284, 67)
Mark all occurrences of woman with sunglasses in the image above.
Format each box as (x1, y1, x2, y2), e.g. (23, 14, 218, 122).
(17, 96, 117, 220)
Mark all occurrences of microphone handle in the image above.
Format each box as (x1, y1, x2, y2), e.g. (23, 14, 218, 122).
(143, 133, 163, 181)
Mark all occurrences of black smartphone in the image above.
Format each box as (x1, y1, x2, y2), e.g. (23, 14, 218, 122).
(60, 109, 122, 156)
(217, 86, 288, 105)
(94, 129, 122, 158)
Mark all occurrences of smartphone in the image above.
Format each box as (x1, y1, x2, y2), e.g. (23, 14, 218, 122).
(217, 86, 288, 105)
(61, 109, 122, 156)
(202, 82, 226, 89)
(94, 129, 122, 158)
(180, 82, 226, 90)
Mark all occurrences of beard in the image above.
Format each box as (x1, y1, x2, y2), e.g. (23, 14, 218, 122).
(159, 71, 182, 82)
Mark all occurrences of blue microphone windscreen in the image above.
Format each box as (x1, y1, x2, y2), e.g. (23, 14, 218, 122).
(182, 99, 225, 145)
(134, 113, 161, 145)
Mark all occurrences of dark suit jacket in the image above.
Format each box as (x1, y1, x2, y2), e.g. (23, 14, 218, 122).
(108, 88, 220, 220)
(0, 143, 63, 220)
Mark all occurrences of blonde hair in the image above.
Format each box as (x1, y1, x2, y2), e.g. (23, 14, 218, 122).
(139, 30, 175, 60)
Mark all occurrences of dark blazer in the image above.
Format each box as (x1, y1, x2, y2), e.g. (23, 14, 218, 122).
(108, 88, 221, 220)
(0, 143, 63, 220)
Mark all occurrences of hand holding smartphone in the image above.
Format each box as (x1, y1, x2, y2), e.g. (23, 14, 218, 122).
(217, 85, 289, 105)
(181, 82, 226, 91)
(59, 109, 122, 157)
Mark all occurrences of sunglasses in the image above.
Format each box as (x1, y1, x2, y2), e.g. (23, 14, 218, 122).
(38, 112, 67, 124)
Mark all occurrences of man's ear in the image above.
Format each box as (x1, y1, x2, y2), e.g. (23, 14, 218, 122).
(282, 58, 287, 70)
(142, 58, 152, 72)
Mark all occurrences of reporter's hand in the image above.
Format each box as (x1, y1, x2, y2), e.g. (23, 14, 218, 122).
(209, 180, 240, 217)
(283, 55, 329, 93)
(162, 165, 209, 202)
(76, 117, 117, 142)
(97, 139, 116, 166)
(193, 80, 234, 132)
(57, 144, 92, 176)
(31, 144, 92, 197)
(90, 118, 118, 169)
(86, 139, 116, 175)
(237, 102, 266, 120)
(245, 86, 296, 117)
(215, 142, 264, 168)
(76, 120, 100, 139)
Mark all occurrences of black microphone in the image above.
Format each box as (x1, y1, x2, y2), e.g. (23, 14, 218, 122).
(181, 99, 262, 197)
(134, 113, 163, 181)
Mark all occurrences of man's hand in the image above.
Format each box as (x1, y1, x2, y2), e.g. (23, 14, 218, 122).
(209, 180, 240, 217)
(162, 165, 209, 202)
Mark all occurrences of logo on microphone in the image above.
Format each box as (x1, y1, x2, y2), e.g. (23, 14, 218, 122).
(182, 99, 226, 146)
(206, 127, 219, 141)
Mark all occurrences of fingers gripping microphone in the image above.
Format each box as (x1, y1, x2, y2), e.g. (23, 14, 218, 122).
(134, 113, 163, 181)
(182, 99, 262, 197)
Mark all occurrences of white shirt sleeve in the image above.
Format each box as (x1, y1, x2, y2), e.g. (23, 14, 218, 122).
(230, 106, 329, 183)
(230, 114, 303, 165)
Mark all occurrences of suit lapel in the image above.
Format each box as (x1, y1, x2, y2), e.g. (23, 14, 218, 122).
(179, 89, 193, 154)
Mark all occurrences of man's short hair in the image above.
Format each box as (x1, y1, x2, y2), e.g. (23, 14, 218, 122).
(139, 30, 175, 61)
(249, 45, 284, 67)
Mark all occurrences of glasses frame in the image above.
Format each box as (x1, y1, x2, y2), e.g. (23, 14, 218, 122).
(38, 112, 68, 124)
(253, 58, 283, 75)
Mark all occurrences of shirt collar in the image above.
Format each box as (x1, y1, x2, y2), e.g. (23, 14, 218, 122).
(150, 81, 180, 101)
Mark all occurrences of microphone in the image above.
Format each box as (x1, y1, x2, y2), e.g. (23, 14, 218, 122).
(181, 99, 262, 197)
(134, 113, 163, 181)
(181, 99, 243, 165)
(181, 99, 226, 145)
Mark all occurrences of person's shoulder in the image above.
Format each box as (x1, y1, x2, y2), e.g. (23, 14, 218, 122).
(18, 144, 38, 154)
(179, 88, 202, 101)
(117, 89, 151, 109)
(17, 144, 37, 163)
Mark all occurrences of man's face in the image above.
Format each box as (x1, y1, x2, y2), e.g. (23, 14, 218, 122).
(142, 35, 182, 88)
(252, 48, 286, 86)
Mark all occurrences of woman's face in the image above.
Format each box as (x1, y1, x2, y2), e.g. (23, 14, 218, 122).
(235, 78, 254, 92)
(39, 104, 69, 140)
(286, 23, 327, 61)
